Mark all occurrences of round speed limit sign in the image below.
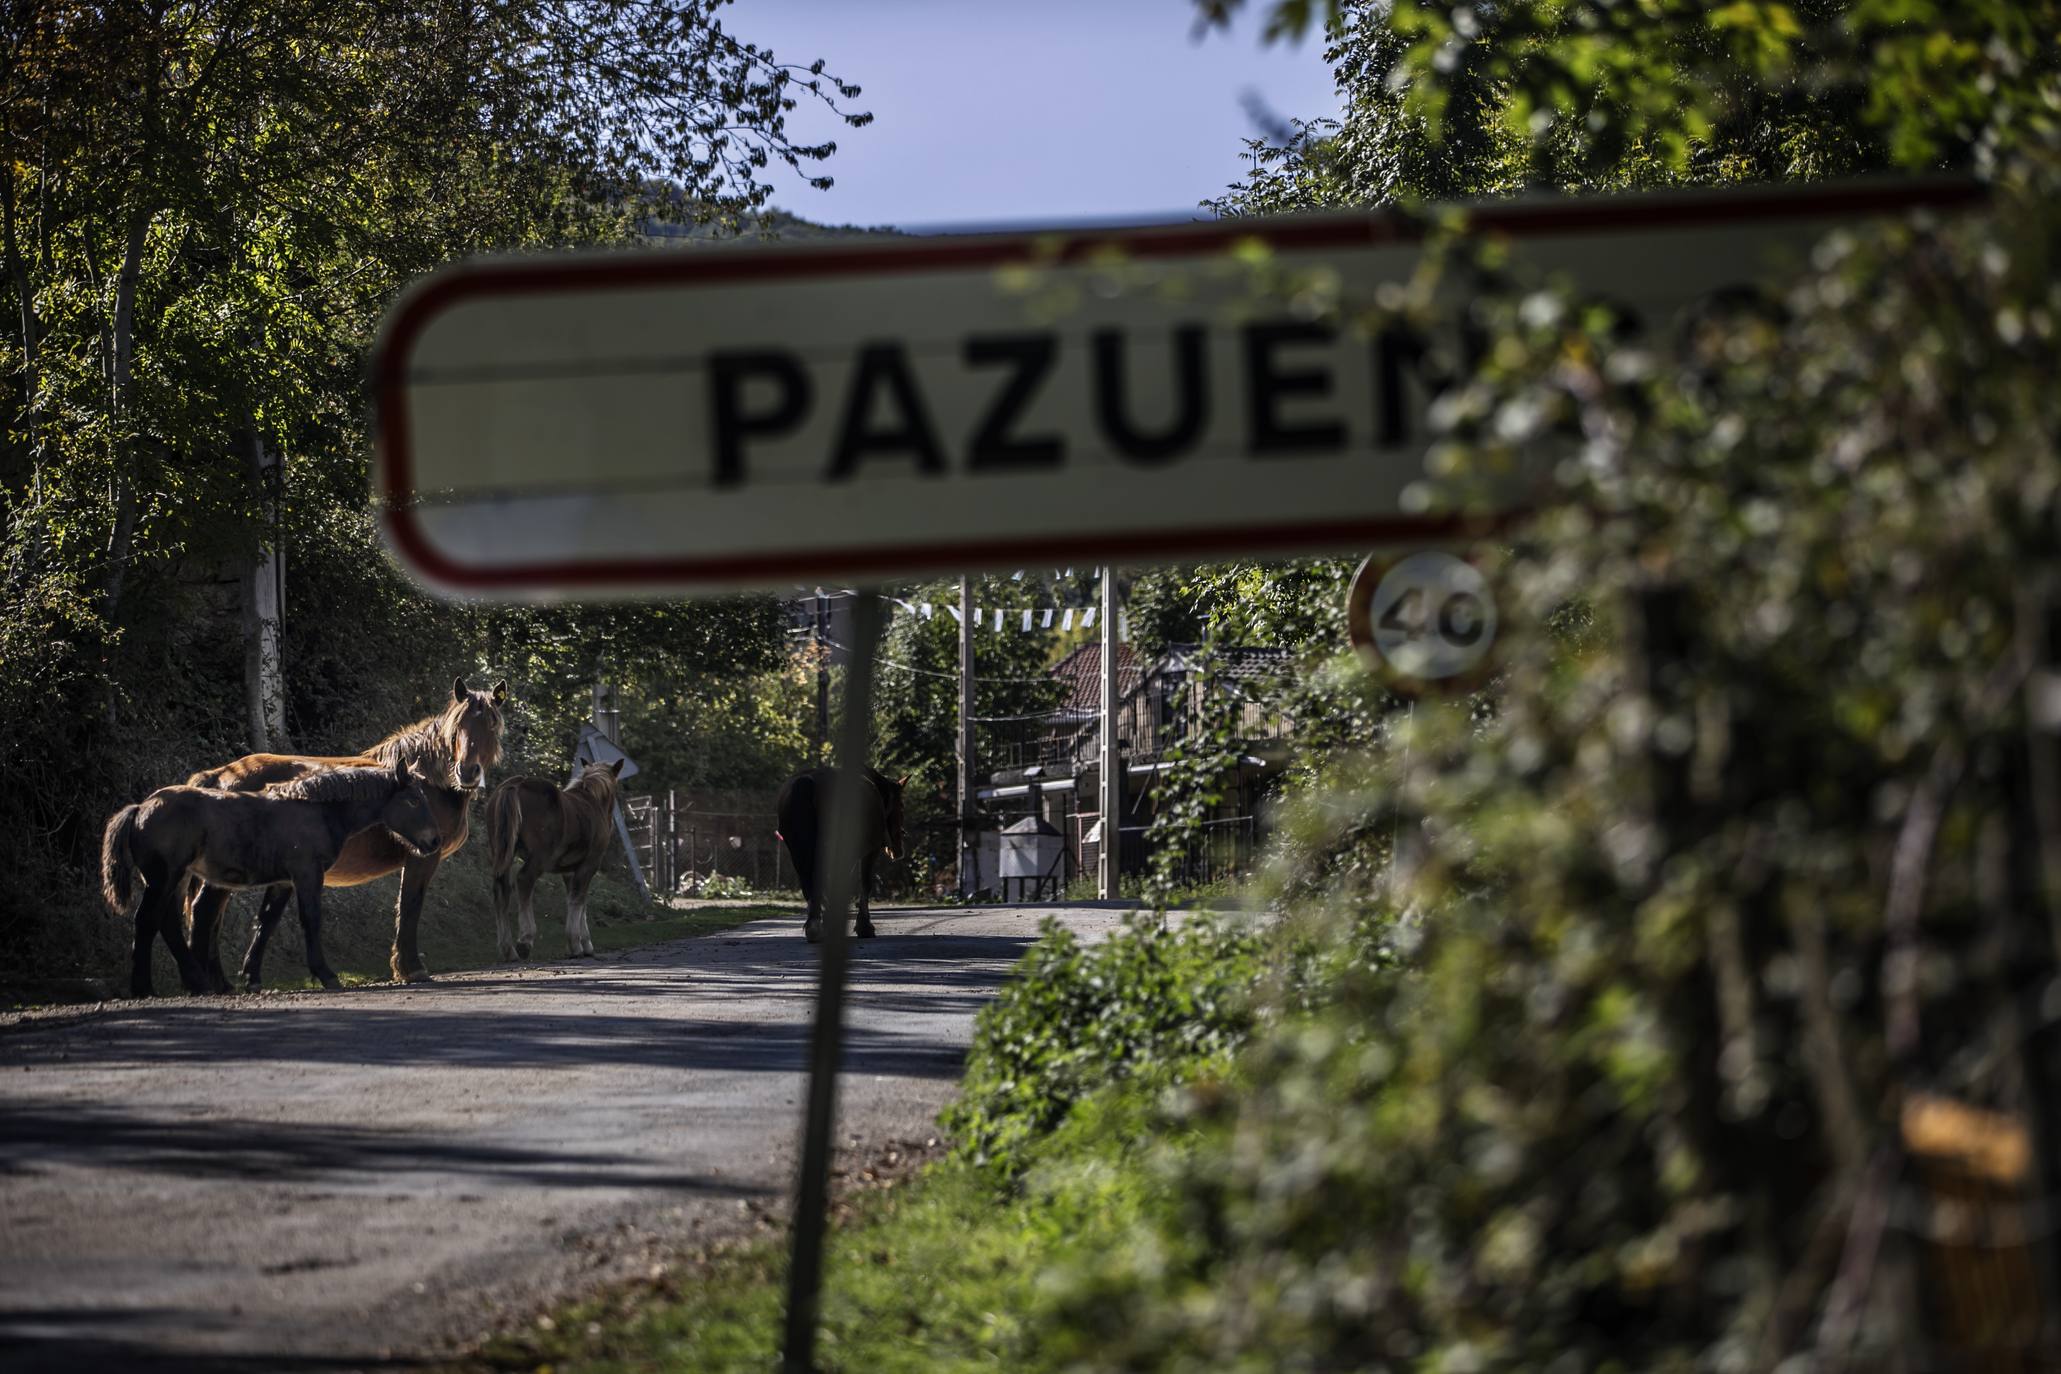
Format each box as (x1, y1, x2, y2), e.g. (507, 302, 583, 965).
(1346, 550, 1498, 693)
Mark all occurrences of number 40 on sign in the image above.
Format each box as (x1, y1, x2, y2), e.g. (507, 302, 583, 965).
(1346, 550, 1498, 695)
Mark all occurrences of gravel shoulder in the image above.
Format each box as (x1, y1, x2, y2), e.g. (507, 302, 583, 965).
(0, 904, 1127, 1372)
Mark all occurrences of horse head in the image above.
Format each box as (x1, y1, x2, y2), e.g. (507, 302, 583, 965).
(444, 677, 507, 790)
(382, 757, 446, 857)
(577, 758, 624, 807)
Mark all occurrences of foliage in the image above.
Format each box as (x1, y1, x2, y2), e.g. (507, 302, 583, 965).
(1203, 0, 2059, 217)
(692, 873, 759, 901)
(942, 915, 1267, 1180)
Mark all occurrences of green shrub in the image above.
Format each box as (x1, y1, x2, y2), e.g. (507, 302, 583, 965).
(943, 915, 1268, 1178)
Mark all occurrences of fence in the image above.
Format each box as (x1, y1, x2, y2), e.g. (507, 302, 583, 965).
(623, 790, 798, 896)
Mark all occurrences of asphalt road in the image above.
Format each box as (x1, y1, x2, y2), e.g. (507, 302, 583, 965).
(0, 903, 1128, 1372)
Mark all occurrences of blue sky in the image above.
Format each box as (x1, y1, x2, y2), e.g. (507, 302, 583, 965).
(730, 1, 1342, 232)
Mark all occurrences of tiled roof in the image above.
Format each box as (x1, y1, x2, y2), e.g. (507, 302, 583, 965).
(1048, 643, 1141, 715)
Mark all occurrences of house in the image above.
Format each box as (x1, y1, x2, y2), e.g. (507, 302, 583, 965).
(974, 642, 1293, 894)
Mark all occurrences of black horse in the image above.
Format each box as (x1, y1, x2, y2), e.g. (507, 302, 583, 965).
(774, 767, 905, 944)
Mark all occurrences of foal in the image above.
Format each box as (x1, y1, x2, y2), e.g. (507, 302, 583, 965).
(101, 758, 442, 997)
(486, 760, 623, 960)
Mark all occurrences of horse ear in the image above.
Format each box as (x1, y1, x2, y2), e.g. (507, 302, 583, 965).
(609, 758, 624, 777)
(491, 679, 508, 704)
(452, 676, 468, 703)
(393, 755, 409, 784)
(896, 775, 908, 790)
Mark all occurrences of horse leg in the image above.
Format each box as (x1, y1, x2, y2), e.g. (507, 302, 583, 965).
(855, 852, 877, 939)
(295, 875, 343, 991)
(130, 880, 161, 998)
(493, 863, 519, 962)
(241, 884, 292, 991)
(147, 874, 210, 995)
(565, 869, 597, 958)
(392, 852, 441, 983)
(516, 867, 539, 960)
(187, 883, 235, 994)
(795, 833, 822, 944)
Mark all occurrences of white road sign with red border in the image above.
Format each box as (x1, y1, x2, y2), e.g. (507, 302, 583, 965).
(372, 180, 1980, 598)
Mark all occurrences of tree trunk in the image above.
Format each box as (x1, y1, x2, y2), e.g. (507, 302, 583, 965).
(241, 428, 286, 751)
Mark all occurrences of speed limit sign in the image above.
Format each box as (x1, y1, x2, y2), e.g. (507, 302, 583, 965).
(1346, 550, 1498, 693)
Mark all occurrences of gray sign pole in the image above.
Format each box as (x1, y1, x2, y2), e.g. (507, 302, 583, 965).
(782, 589, 885, 1373)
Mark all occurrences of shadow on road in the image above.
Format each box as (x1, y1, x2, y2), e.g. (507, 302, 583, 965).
(0, 1312, 428, 1373)
(0, 1102, 779, 1193)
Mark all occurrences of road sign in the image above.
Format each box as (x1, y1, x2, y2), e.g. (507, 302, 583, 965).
(1347, 550, 1499, 693)
(372, 178, 1980, 598)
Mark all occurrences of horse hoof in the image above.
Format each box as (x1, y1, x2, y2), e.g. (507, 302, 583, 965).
(514, 941, 531, 960)
(243, 979, 263, 993)
(400, 968, 435, 985)
(855, 923, 877, 940)
(319, 977, 344, 992)
(803, 925, 822, 944)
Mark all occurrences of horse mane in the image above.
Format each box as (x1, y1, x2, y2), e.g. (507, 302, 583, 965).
(365, 703, 463, 785)
(269, 765, 405, 805)
(566, 763, 620, 808)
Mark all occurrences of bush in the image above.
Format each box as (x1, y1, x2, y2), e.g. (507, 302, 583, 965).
(943, 915, 1269, 1179)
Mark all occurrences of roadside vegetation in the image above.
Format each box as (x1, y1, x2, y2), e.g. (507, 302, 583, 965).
(469, 1, 2061, 1369)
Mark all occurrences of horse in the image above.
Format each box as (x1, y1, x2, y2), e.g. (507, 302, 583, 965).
(183, 677, 506, 990)
(485, 759, 624, 961)
(101, 757, 443, 998)
(774, 767, 906, 944)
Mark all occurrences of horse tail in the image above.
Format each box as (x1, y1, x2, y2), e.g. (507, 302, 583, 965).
(487, 783, 522, 879)
(101, 804, 141, 915)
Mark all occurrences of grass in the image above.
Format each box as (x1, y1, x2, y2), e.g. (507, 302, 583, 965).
(12, 839, 803, 1004)
(457, 1089, 1165, 1374)
(239, 843, 801, 990)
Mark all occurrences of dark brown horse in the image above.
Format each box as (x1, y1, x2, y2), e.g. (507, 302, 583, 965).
(102, 758, 443, 997)
(184, 678, 506, 989)
(775, 767, 906, 943)
(485, 760, 623, 960)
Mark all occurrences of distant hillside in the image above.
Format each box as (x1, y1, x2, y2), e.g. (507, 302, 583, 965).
(641, 204, 901, 243)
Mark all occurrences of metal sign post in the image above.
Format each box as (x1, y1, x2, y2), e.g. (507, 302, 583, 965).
(780, 590, 885, 1374)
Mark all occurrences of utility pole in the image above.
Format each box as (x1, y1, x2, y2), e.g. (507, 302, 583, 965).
(813, 588, 831, 766)
(957, 574, 978, 899)
(1098, 566, 1122, 900)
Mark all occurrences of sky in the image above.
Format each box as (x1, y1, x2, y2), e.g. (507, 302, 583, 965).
(727, 1, 1342, 233)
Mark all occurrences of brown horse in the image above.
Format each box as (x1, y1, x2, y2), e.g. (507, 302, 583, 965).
(485, 760, 623, 960)
(102, 757, 443, 997)
(184, 678, 506, 990)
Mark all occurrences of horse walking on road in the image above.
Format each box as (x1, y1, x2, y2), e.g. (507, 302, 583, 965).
(102, 758, 443, 998)
(184, 678, 506, 989)
(486, 760, 624, 961)
(775, 767, 906, 944)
